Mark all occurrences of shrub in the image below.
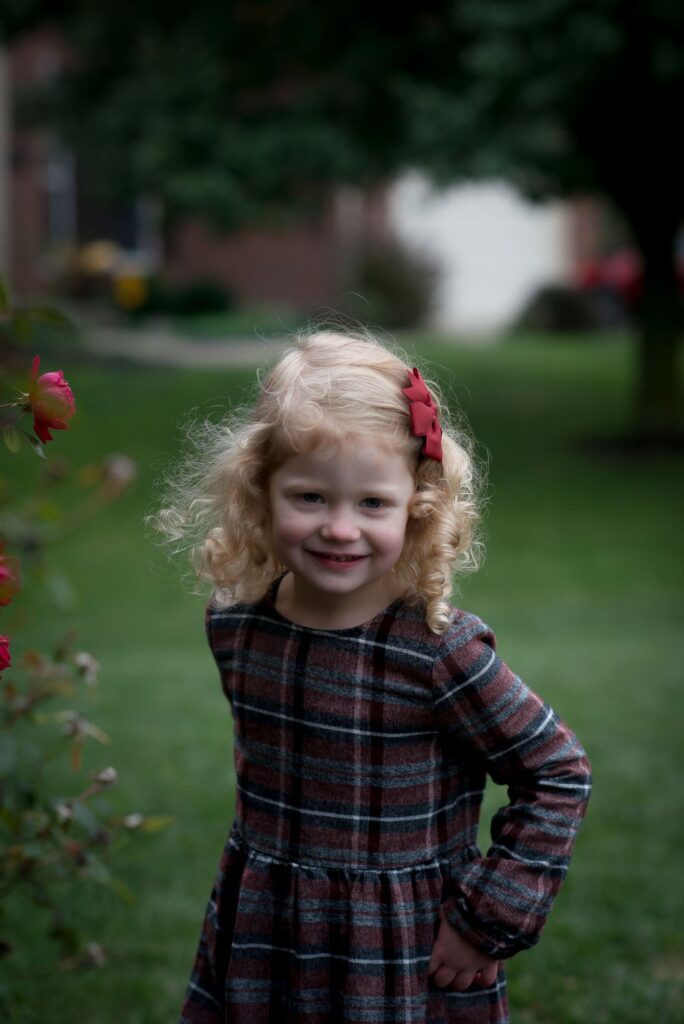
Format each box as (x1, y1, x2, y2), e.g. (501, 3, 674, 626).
(344, 239, 440, 329)
(122, 277, 233, 318)
(513, 283, 626, 334)
(0, 280, 168, 1000)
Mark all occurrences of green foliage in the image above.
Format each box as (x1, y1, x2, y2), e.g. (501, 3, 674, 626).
(3, 2, 682, 223)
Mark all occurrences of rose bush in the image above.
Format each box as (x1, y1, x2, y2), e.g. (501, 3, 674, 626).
(0, 280, 168, 995)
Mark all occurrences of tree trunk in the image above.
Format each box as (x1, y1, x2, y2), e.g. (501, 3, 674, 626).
(628, 215, 683, 440)
(635, 302, 682, 439)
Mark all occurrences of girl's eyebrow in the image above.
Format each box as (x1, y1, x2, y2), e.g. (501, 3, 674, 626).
(281, 479, 325, 488)
(283, 478, 402, 496)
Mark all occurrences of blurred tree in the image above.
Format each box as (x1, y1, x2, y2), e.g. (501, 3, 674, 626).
(1, 0, 682, 438)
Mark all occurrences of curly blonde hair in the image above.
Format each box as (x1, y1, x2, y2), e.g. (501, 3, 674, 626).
(150, 329, 485, 635)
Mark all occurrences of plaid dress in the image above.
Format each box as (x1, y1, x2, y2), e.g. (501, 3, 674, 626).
(180, 575, 591, 1024)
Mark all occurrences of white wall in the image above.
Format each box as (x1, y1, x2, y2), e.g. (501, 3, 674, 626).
(388, 174, 571, 334)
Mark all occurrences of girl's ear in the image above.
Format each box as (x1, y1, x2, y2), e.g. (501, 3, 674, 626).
(407, 483, 436, 524)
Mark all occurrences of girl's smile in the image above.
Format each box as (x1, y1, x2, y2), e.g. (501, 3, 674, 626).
(268, 443, 415, 627)
(305, 551, 369, 567)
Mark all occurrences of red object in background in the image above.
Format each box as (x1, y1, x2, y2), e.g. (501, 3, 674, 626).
(577, 247, 684, 307)
(576, 248, 642, 306)
(603, 250, 642, 305)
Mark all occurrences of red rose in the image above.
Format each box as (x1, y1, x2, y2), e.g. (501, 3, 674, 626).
(27, 356, 76, 444)
(0, 636, 10, 673)
(0, 547, 21, 606)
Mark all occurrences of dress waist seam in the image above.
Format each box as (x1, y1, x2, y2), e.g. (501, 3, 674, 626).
(228, 821, 480, 874)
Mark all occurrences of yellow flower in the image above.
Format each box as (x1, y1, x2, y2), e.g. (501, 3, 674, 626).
(113, 273, 148, 311)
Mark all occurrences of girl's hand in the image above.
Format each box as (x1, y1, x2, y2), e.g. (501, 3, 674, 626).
(428, 904, 500, 991)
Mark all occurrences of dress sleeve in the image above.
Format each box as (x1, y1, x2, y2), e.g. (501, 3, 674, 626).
(433, 615, 592, 960)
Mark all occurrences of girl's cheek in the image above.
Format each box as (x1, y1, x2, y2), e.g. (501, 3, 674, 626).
(275, 516, 309, 543)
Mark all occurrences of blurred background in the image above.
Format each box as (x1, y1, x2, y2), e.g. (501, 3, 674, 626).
(0, 3, 682, 1022)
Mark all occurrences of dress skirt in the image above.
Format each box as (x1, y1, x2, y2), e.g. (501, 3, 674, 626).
(179, 823, 509, 1024)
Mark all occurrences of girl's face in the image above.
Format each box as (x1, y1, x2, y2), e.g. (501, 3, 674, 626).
(268, 441, 416, 622)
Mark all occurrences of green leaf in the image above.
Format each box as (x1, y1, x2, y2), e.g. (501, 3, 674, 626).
(20, 431, 46, 460)
(111, 876, 135, 904)
(72, 801, 99, 835)
(0, 806, 19, 830)
(0, 734, 17, 776)
(10, 307, 75, 342)
(23, 809, 50, 834)
(27, 882, 54, 910)
(22, 842, 47, 860)
(45, 570, 78, 611)
(23, 307, 74, 329)
(10, 312, 33, 341)
(36, 500, 63, 523)
(139, 815, 174, 833)
(80, 855, 111, 886)
(48, 917, 80, 955)
(2, 427, 21, 454)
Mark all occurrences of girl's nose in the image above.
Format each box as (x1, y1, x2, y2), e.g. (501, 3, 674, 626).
(320, 511, 361, 542)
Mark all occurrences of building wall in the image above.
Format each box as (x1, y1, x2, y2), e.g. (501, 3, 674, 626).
(4, 29, 77, 296)
(164, 187, 389, 312)
(165, 214, 339, 311)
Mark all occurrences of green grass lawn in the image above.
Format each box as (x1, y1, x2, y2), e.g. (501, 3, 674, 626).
(3, 334, 683, 1022)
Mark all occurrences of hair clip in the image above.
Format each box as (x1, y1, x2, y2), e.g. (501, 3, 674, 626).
(402, 368, 443, 462)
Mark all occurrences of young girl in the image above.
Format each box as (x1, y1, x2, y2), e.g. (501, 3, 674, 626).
(156, 330, 592, 1024)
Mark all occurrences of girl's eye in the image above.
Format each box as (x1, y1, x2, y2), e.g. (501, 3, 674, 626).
(362, 497, 385, 510)
(299, 493, 323, 503)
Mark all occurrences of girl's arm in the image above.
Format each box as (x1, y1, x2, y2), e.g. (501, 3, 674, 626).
(432, 615, 592, 961)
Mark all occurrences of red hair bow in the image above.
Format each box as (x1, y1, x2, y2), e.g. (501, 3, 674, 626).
(402, 368, 443, 462)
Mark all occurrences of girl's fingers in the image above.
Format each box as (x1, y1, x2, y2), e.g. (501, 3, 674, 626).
(450, 969, 475, 992)
(431, 965, 457, 988)
(427, 948, 441, 975)
(479, 962, 499, 987)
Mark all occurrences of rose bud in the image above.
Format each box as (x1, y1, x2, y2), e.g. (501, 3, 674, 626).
(93, 766, 118, 787)
(122, 813, 144, 830)
(0, 636, 10, 673)
(54, 802, 74, 824)
(0, 548, 20, 606)
(101, 454, 138, 498)
(74, 651, 100, 686)
(27, 356, 76, 444)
